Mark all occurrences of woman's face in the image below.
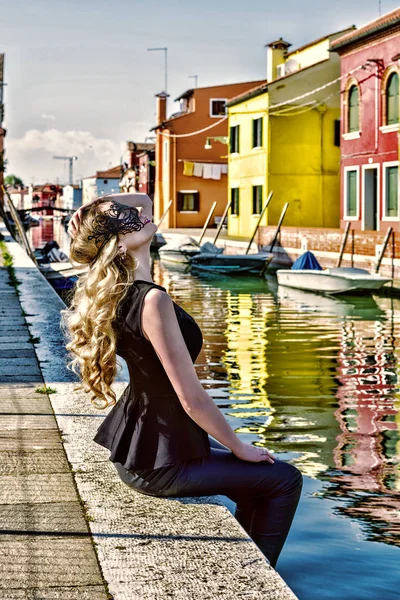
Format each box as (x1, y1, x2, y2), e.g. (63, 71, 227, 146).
(115, 204, 158, 251)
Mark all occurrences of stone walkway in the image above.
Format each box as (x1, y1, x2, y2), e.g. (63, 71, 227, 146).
(0, 256, 110, 599)
(0, 221, 298, 600)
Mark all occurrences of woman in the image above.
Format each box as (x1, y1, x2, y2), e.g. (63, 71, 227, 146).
(63, 193, 302, 569)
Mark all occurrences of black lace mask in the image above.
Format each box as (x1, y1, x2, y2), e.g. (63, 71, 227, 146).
(88, 201, 148, 249)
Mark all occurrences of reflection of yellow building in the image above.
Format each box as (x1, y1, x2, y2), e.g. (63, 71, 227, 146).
(227, 29, 354, 238)
(221, 292, 273, 441)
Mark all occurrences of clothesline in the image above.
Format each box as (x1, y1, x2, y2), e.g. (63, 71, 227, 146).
(182, 160, 228, 180)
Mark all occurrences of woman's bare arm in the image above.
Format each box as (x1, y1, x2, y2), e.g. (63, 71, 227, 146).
(142, 289, 274, 464)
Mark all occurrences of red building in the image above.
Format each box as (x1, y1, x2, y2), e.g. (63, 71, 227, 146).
(331, 9, 400, 232)
(30, 183, 62, 215)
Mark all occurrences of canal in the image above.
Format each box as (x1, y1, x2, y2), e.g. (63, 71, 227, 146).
(30, 218, 400, 600)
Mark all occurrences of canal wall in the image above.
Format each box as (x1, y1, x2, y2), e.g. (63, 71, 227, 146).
(0, 219, 298, 600)
(258, 226, 400, 292)
(158, 226, 400, 293)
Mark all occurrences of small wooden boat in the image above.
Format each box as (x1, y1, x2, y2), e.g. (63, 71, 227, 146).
(277, 252, 391, 295)
(158, 236, 203, 263)
(190, 248, 273, 275)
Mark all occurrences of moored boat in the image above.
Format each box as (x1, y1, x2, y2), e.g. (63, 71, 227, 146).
(277, 251, 392, 295)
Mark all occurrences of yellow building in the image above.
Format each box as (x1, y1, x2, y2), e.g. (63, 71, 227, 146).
(227, 29, 355, 238)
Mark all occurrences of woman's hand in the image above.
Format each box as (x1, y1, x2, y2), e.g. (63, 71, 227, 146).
(67, 192, 153, 239)
(233, 442, 275, 464)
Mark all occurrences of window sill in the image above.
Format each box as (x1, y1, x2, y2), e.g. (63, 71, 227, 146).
(380, 123, 400, 134)
(343, 131, 361, 140)
(343, 215, 359, 221)
(210, 114, 227, 118)
(179, 211, 199, 214)
(251, 146, 264, 151)
(381, 215, 399, 221)
(230, 214, 238, 218)
(230, 152, 240, 157)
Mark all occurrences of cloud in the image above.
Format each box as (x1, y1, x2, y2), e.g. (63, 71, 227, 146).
(6, 128, 125, 183)
(41, 113, 56, 120)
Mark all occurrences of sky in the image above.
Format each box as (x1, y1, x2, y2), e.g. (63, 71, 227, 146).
(2, 0, 399, 185)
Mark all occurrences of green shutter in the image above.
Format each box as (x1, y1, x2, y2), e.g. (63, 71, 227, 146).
(348, 86, 359, 133)
(386, 166, 398, 218)
(347, 170, 357, 217)
(387, 73, 399, 126)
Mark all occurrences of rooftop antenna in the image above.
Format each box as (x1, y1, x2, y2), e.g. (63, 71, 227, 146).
(189, 75, 198, 88)
(378, 0, 382, 16)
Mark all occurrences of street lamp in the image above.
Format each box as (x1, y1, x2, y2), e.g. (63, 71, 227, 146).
(205, 136, 228, 150)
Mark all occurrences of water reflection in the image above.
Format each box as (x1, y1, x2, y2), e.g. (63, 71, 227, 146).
(33, 221, 400, 572)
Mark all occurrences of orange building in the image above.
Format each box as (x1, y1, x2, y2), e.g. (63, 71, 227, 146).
(151, 82, 264, 229)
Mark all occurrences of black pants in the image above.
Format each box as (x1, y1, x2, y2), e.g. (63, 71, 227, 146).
(114, 437, 303, 568)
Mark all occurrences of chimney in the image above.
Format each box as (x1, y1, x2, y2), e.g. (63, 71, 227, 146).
(265, 38, 291, 82)
(156, 92, 170, 125)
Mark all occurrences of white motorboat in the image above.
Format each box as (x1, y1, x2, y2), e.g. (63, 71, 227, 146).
(158, 236, 221, 264)
(277, 266, 391, 295)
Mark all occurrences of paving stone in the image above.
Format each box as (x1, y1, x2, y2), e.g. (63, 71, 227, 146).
(0, 398, 52, 413)
(0, 502, 88, 532)
(0, 430, 63, 451)
(0, 349, 37, 358)
(0, 473, 78, 504)
(0, 416, 57, 430)
(0, 376, 43, 384)
(6, 587, 109, 599)
(0, 449, 70, 475)
(0, 537, 105, 589)
(0, 344, 34, 351)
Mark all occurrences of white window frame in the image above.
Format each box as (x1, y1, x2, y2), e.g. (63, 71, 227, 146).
(209, 98, 228, 118)
(361, 163, 380, 231)
(382, 161, 399, 221)
(343, 165, 360, 221)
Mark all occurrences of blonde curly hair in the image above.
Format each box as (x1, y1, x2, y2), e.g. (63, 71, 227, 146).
(61, 199, 138, 409)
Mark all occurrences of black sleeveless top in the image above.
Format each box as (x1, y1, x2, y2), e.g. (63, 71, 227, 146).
(92, 280, 211, 470)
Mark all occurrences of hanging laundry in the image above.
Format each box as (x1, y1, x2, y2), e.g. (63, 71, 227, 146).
(193, 163, 203, 177)
(211, 164, 222, 180)
(221, 165, 228, 175)
(203, 164, 212, 179)
(183, 161, 195, 176)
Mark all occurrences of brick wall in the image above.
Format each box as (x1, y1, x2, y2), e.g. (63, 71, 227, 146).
(257, 226, 400, 282)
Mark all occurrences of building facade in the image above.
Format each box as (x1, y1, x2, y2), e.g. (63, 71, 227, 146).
(331, 8, 400, 232)
(62, 184, 83, 211)
(0, 54, 5, 210)
(227, 29, 354, 239)
(81, 165, 122, 204)
(120, 141, 155, 199)
(152, 81, 265, 229)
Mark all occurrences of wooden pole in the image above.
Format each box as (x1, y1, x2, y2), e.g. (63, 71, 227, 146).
(267, 202, 289, 254)
(198, 201, 217, 245)
(245, 191, 274, 255)
(337, 222, 351, 267)
(212, 200, 231, 245)
(375, 227, 393, 273)
(157, 199, 173, 227)
(1, 185, 38, 265)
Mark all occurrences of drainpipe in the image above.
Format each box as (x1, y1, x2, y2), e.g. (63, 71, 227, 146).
(316, 104, 327, 227)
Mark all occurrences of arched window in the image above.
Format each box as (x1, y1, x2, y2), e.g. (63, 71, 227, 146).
(348, 85, 359, 132)
(387, 72, 399, 125)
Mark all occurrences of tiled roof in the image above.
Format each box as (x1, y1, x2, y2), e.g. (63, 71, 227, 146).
(227, 82, 268, 107)
(96, 165, 122, 179)
(331, 8, 400, 51)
